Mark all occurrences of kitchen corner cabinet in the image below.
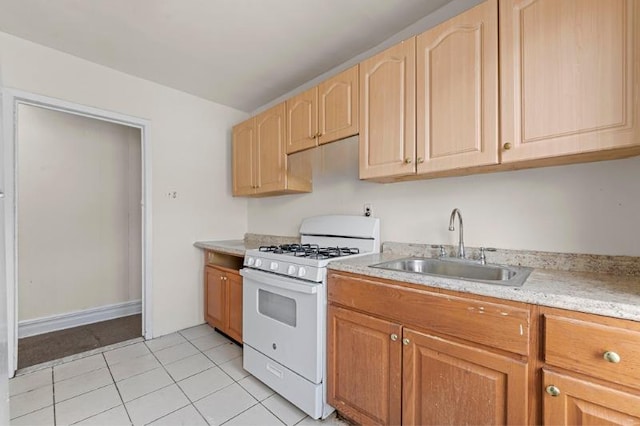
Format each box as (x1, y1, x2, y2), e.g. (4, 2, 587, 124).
(232, 102, 311, 196)
(499, 0, 640, 164)
(541, 307, 640, 425)
(416, 0, 499, 174)
(327, 271, 530, 425)
(359, 38, 416, 180)
(286, 65, 359, 154)
(204, 252, 243, 343)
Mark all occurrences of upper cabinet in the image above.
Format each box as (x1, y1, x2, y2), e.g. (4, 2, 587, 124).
(359, 38, 416, 179)
(232, 103, 311, 196)
(233, 0, 640, 194)
(500, 0, 640, 163)
(416, 0, 499, 174)
(359, 0, 498, 180)
(286, 65, 359, 154)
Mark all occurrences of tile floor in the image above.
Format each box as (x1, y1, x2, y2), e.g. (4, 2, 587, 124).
(9, 324, 349, 426)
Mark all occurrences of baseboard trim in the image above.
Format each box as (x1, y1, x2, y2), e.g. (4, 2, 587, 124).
(18, 300, 142, 338)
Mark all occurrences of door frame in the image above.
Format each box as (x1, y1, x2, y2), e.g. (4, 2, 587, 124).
(1, 88, 153, 378)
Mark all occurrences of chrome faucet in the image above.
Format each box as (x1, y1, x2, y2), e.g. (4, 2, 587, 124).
(448, 208, 465, 258)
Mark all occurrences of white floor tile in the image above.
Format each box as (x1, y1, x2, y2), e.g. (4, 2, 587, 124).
(145, 333, 187, 352)
(225, 404, 285, 426)
(9, 368, 52, 396)
(177, 367, 233, 402)
(109, 353, 161, 382)
(9, 405, 53, 426)
(103, 342, 150, 366)
(164, 353, 215, 381)
(148, 404, 208, 426)
(263, 394, 307, 426)
(9, 384, 53, 419)
(116, 368, 172, 402)
(189, 332, 231, 351)
(179, 324, 215, 341)
(124, 384, 190, 426)
(54, 367, 113, 403)
(203, 342, 242, 365)
(54, 354, 107, 382)
(75, 405, 131, 425)
(219, 357, 249, 381)
(54, 384, 121, 426)
(194, 383, 257, 426)
(154, 342, 200, 365)
(238, 375, 275, 401)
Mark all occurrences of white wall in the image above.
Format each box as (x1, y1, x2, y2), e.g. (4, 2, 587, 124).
(248, 138, 640, 256)
(17, 104, 141, 321)
(0, 32, 248, 336)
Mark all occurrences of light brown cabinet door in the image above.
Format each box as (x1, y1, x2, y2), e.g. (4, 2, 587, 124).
(402, 328, 528, 425)
(255, 103, 287, 193)
(500, 0, 640, 163)
(327, 305, 402, 426)
(416, 0, 498, 173)
(543, 370, 640, 425)
(318, 65, 359, 146)
(232, 118, 255, 196)
(286, 87, 317, 154)
(359, 38, 416, 179)
(226, 270, 243, 343)
(205, 267, 226, 330)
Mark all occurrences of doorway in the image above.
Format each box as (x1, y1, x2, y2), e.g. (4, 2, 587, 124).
(2, 90, 153, 378)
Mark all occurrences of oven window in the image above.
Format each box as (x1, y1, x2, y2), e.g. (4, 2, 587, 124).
(258, 289, 297, 327)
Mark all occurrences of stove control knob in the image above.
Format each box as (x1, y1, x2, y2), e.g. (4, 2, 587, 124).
(255, 259, 262, 267)
(270, 262, 278, 271)
(287, 265, 296, 275)
(246, 257, 255, 266)
(298, 267, 306, 277)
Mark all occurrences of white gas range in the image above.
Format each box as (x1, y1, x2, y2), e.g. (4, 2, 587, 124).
(240, 215, 380, 419)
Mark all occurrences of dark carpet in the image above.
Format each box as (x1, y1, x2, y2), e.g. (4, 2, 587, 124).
(18, 314, 142, 369)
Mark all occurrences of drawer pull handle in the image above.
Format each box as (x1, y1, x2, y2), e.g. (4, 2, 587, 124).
(603, 351, 621, 363)
(545, 385, 560, 397)
(390, 333, 398, 342)
(402, 338, 410, 346)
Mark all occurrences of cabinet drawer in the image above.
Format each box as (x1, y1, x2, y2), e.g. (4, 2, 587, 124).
(544, 314, 640, 389)
(328, 272, 530, 355)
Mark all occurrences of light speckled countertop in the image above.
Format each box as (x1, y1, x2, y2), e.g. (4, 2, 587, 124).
(194, 240, 254, 257)
(194, 238, 640, 322)
(328, 252, 640, 322)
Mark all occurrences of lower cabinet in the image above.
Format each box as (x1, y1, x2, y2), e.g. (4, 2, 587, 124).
(541, 307, 640, 425)
(542, 370, 640, 425)
(402, 329, 527, 425)
(327, 306, 402, 425)
(205, 265, 242, 343)
(327, 272, 530, 425)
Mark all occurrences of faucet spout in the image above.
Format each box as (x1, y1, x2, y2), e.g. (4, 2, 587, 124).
(448, 208, 465, 258)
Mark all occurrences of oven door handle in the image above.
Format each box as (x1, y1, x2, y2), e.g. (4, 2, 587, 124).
(240, 268, 318, 295)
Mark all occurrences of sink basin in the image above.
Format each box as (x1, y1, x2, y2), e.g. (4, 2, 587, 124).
(370, 257, 532, 287)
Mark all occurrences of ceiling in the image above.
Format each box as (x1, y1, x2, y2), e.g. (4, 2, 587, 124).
(0, 0, 452, 112)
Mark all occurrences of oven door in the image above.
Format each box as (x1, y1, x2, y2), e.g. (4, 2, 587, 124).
(241, 268, 323, 384)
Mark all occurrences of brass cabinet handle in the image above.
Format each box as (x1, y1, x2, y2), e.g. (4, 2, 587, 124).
(316, 132, 323, 138)
(545, 385, 560, 397)
(503, 142, 512, 150)
(603, 351, 621, 363)
(404, 158, 412, 164)
(402, 338, 410, 346)
(390, 333, 398, 342)
(417, 157, 424, 164)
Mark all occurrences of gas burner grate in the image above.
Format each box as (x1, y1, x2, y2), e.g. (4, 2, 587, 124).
(258, 244, 359, 259)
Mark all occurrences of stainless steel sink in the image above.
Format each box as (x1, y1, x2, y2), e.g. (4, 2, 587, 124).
(370, 257, 532, 287)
